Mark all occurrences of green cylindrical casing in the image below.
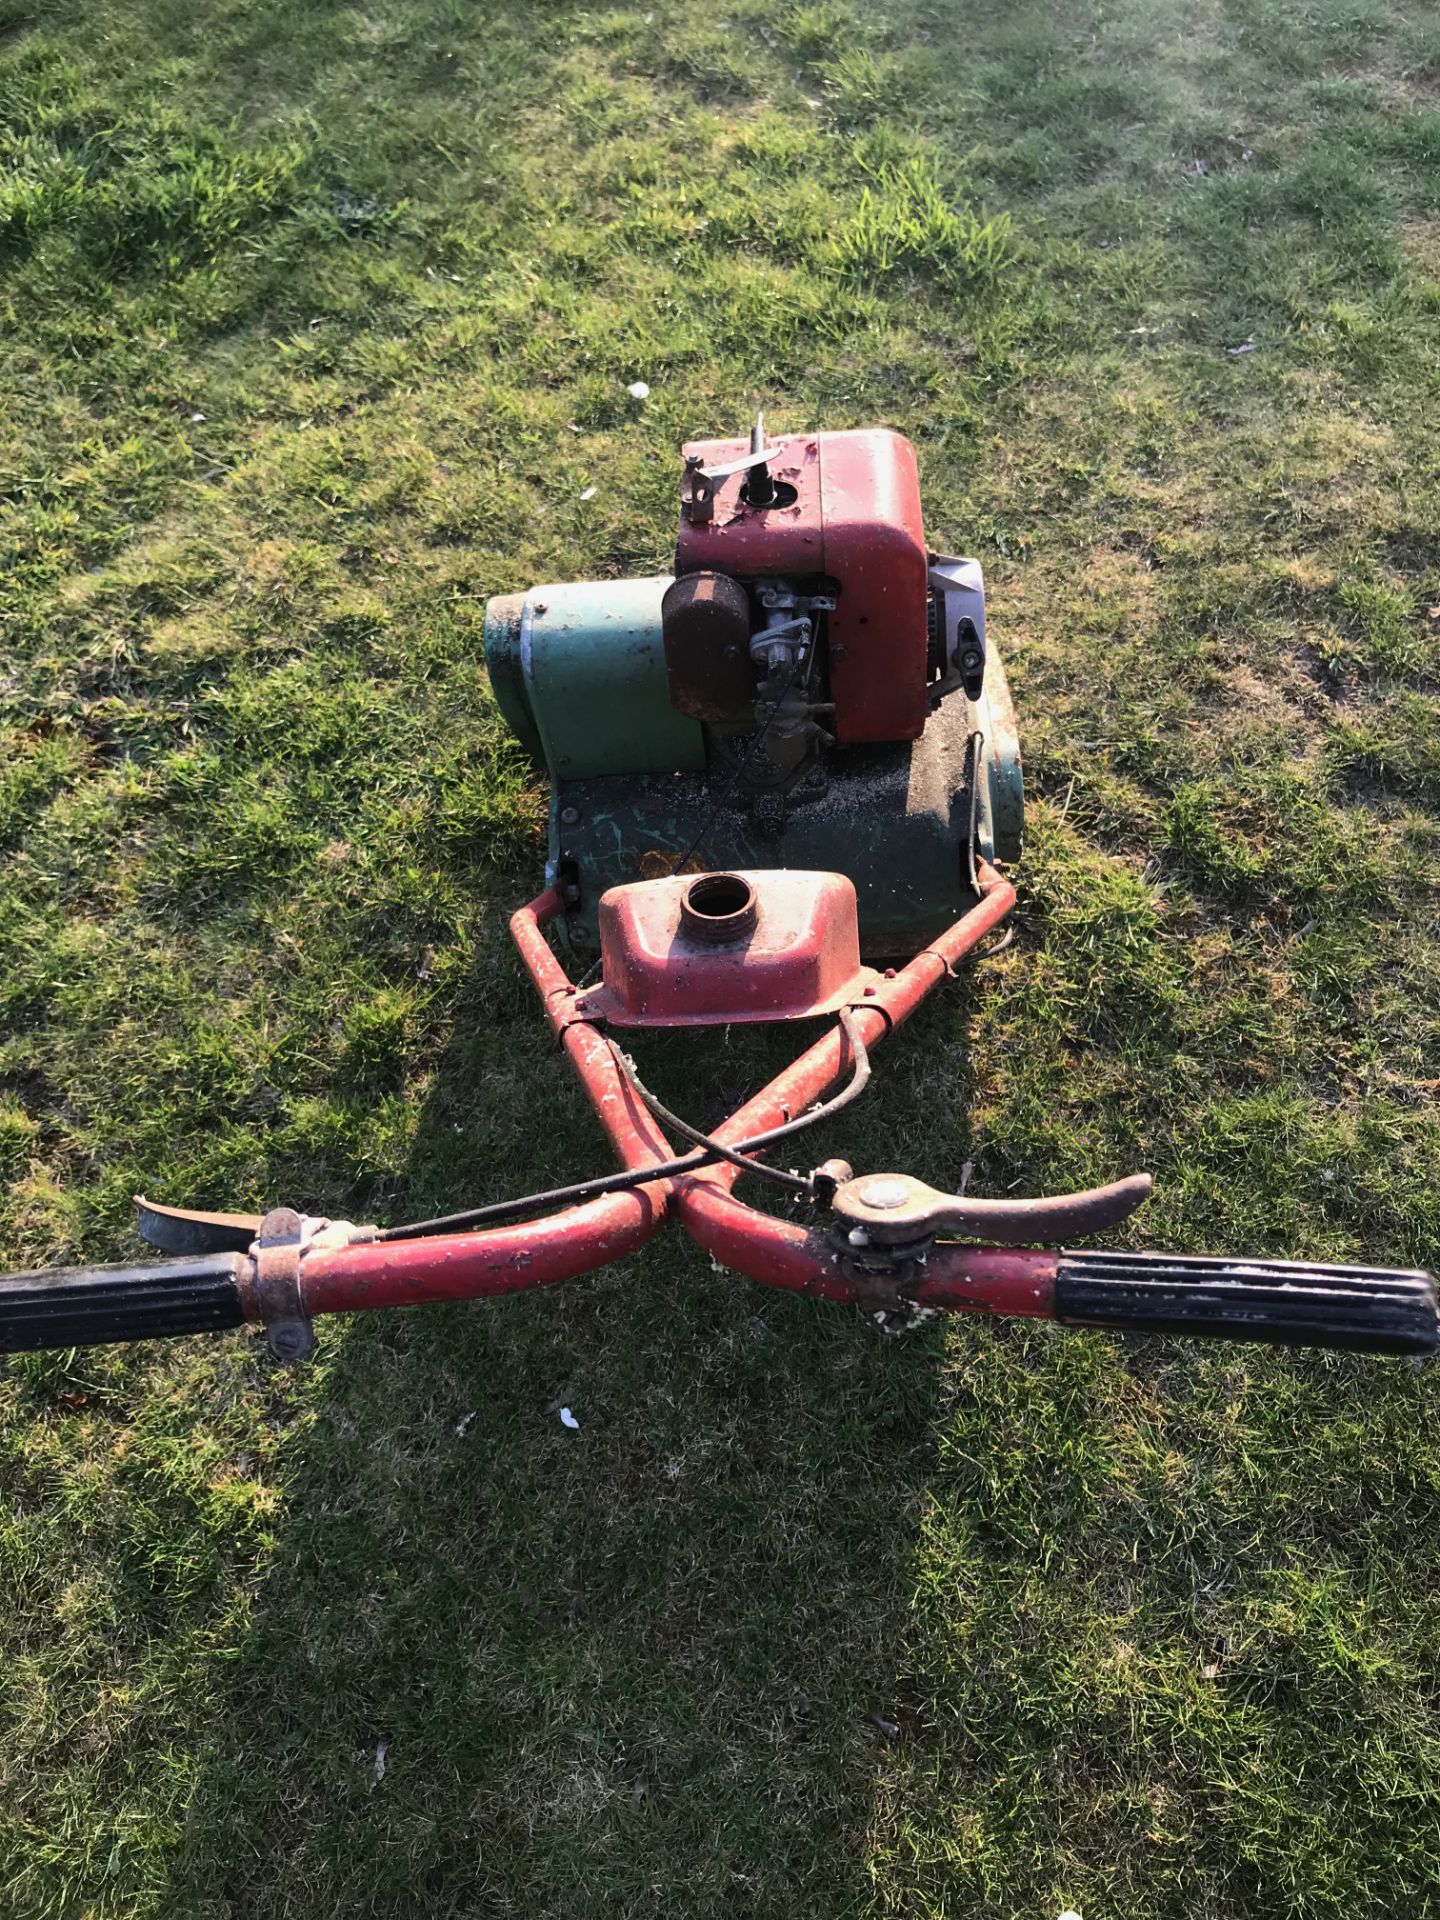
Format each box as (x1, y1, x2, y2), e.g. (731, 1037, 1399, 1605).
(484, 577, 705, 781)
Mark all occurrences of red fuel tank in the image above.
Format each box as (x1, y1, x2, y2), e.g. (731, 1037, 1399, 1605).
(582, 869, 881, 1027)
(676, 427, 931, 744)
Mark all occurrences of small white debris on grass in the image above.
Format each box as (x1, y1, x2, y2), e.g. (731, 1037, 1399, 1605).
(454, 1410, 476, 1437)
(626, 380, 650, 400)
(1058, 1910, 1082, 1920)
(1226, 339, 1258, 355)
(579, 485, 597, 501)
(373, 1737, 390, 1784)
(558, 1406, 580, 1429)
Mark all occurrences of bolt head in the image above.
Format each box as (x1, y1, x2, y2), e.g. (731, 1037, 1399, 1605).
(857, 1178, 910, 1212)
(559, 805, 581, 825)
(267, 1320, 315, 1361)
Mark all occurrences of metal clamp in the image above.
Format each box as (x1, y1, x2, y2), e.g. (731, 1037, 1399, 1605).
(551, 984, 609, 1041)
(244, 1206, 317, 1362)
(927, 556, 988, 706)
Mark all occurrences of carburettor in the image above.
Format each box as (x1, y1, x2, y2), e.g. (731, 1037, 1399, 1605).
(485, 419, 1023, 955)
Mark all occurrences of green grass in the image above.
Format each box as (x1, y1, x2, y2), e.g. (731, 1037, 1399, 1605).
(2, 0, 1440, 1912)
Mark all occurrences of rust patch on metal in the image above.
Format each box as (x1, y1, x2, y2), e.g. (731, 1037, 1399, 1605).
(240, 1206, 317, 1361)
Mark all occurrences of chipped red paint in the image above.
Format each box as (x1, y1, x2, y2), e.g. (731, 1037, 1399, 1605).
(581, 868, 879, 1028)
(299, 1189, 663, 1312)
(508, 888, 680, 1174)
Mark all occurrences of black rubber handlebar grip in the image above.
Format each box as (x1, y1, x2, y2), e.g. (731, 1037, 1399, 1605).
(0, 1252, 248, 1354)
(1056, 1250, 1437, 1355)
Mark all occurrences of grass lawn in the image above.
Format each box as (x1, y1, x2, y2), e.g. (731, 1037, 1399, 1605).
(3, 0, 1440, 1912)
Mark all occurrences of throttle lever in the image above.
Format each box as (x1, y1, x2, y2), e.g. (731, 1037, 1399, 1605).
(832, 1170, 1153, 1247)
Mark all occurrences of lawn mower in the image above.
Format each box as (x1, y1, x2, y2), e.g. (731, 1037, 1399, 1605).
(2, 421, 1434, 1362)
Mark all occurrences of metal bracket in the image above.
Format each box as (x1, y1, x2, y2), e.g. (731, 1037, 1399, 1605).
(246, 1206, 317, 1362)
(680, 457, 717, 526)
(927, 556, 987, 706)
(831, 1230, 937, 1337)
(844, 996, 895, 1038)
(551, 984, 609, 1040)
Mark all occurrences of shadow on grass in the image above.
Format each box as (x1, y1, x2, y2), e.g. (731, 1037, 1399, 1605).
(161, 956, 991, 1919)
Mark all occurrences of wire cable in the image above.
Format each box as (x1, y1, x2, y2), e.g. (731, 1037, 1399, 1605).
(611, 1008, 869, 1198)
(376, 1008, 871, 1242)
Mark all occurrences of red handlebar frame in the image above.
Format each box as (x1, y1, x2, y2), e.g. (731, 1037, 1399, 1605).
(299, 863, 1057, 1322)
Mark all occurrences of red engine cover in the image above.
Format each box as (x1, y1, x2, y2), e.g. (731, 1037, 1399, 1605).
(676, 427, 931, 743)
